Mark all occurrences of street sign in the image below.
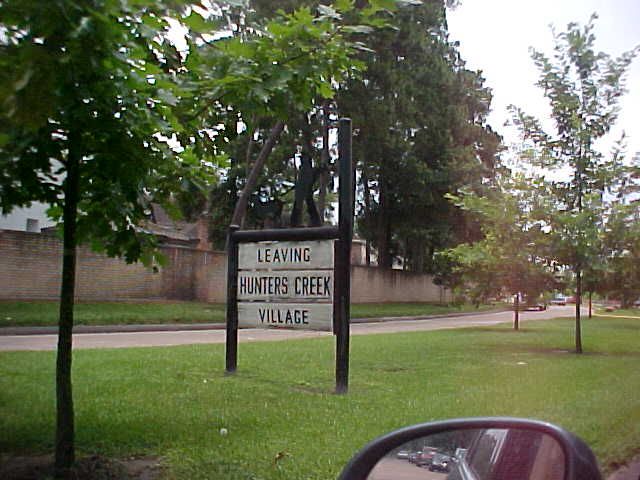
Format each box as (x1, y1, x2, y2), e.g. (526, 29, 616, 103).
(238, 270, 333, 301)
(225, 118, 353, 393)
(238, 302, 332, 330)
(239, 240, 333, 270)
(237, 240, 334, 330)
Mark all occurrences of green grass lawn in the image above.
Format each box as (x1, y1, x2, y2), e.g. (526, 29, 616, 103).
(352, 301, 500, 319)
(0, 301, 227, 327)
(1, 315, 638, 479)
(0, 301, 500, 328)
(595, 307, 640, 318)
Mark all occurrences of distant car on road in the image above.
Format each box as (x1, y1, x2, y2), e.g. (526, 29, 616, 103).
(428, 453, 452, 473)
(408, 451, 422, 464)
(549, 296, 567, 306)
(512, 295, 547, 311)
(396, 450, 410, 460)
(515, 302, 547, 311)
(414, 447, 439, 467)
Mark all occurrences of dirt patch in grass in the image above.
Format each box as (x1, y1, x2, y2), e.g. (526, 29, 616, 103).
(607, 452, 640, 480)
(0, 454, 164, 480)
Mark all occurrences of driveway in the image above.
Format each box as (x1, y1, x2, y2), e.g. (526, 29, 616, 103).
(0, 306, 580, 351)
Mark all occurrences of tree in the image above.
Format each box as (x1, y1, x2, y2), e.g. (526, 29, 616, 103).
(1, 1, 400, 474)
(601, 200, 640, 308)
(180, 1, 400, 243)
(0, 1, 211, 474)
(446, 173, 557, 329)
(337, 1, 500, 270)
(509, 14, 639, 352)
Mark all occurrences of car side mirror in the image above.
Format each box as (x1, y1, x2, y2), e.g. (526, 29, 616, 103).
(338, 418, 601, 480)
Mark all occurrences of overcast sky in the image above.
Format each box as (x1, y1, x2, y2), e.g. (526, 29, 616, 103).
(447, 0, 640, 161)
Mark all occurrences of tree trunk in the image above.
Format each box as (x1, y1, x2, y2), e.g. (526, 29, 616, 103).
(575, 269, 583, 354)
(412, 237, 425, 273)
(244, 125, 257, 178)
(55, 148, 80, 478)
(377, 180, 393, 269)
(376, 220, 392, 269)
(361, 152, 372, 267)
(230, 121, 285, 228)
(365, 240, 371, 267)
(318, 101, 331, 220)
(588, 291, 592, 319)
(403, 237, 409, 271)
(513, 293, 520, 331)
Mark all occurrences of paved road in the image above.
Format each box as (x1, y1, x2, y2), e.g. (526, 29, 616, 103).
(0, 306, 580, 352)
(369, 457, 446, 480)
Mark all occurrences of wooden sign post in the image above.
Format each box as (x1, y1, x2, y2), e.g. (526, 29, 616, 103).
(225, 118, 353, 394)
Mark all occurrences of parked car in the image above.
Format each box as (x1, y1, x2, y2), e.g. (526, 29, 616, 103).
(395, 450, 410, 460)
(515, 302, 547, 311)
(549, 296, 567, 306)
(414, 447, 439, 467)
(408, 451, 423, 464)
(429, 453, 452, 473)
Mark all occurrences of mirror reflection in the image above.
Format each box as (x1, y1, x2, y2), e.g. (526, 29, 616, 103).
(367, 428, 565, 480)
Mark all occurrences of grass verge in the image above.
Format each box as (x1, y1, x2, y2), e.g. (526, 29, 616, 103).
(594, 307, 640, 319)
(0, 301, 226, 327)
(0, 301, 500, 328)
(351, 302, 500, 319)
(1, 315, 638, 479)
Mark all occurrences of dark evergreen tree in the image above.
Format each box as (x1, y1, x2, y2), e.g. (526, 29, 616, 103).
(337, 1, 500, 270)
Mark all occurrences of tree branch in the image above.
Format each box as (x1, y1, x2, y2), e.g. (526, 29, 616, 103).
(230, 120, 285, 227)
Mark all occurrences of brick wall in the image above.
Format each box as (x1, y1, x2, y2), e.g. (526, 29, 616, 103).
(0, 230, 66, 300)
(0, 230, 449, 303)
(350, 265, 451, 303)
(0, 230, 227, 302)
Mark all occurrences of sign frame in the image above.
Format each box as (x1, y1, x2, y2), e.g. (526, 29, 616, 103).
(225, 118, 353, 394)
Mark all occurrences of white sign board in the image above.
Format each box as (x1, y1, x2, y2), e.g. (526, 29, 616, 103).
(239, 240, 333, 270)
(237, 240, 334, 331)
(238, 303, 332, 331)
(238, 270, 333, 301)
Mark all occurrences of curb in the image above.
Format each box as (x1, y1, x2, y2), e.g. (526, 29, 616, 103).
(351, 308, 510, 324)
(0, 323, 226, 336)
(0, 308, 511, 336)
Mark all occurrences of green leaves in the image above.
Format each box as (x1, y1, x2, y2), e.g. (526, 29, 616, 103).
(509, 14, 639, 272)
(182, 0, 397, 133)
(367, 0, 399, 15)
(336, 0, 500, 272)
(0, 0, 217, 262)
(446, 174, 558, 300)
(317, 4, 341, 20)
(0, 0, 419, 263)
(182, 11, 217, 33)
(342, 25, 374, 34)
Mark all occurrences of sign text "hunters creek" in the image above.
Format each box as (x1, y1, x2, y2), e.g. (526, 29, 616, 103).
(237, 240, 334, 331)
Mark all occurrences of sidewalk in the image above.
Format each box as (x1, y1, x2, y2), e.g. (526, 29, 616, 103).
(0, 308, 510, 336)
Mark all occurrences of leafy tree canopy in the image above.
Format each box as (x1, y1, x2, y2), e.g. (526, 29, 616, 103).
(0, 0, 213, 263)
(506, 14, 638, 352)
(508, 14, 639, 273)
(0, 0, 400, 473)
(338, 0, 501, 270)
(445, 172, 558, 304)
